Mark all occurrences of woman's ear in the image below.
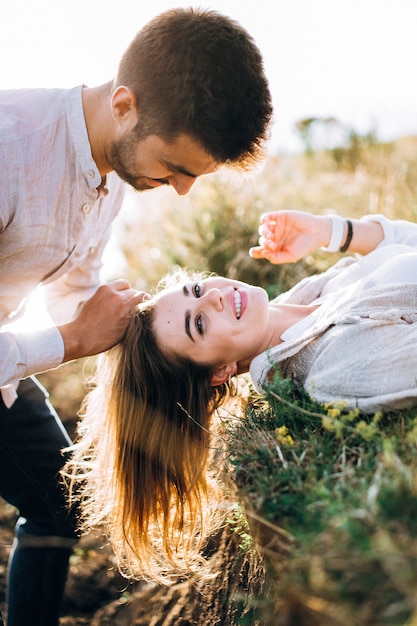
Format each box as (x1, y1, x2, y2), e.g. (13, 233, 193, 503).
(210, 363, 237, 387)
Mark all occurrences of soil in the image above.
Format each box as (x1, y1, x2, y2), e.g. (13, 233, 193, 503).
(0, 364, 265, 625)
(0, 498, 264, 625)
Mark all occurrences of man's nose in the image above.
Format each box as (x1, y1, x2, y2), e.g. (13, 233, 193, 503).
(169, 175, 196, 196)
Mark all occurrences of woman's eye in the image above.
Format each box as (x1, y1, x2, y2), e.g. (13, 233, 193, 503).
(195, 314, 204, 335)
(192, 283, 202, 298)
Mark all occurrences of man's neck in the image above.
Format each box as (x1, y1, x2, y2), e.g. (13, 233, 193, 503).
(82, 83, 113, 175)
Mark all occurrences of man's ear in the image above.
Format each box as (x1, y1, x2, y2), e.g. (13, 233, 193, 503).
(210, 363, 237, 387)
(111, 86, 138, 125)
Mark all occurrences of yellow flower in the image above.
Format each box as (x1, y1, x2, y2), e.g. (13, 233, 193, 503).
(275, 425, 295, 446)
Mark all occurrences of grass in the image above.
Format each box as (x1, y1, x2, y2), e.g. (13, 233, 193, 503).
(225, 373, 417, 626)
(41, 132, 417, 625)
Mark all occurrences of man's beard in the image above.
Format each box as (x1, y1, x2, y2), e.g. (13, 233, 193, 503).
(109, 131, 154, 192)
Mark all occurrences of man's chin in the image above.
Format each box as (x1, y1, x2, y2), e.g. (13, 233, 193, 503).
(129, 181, 155, 192)
(116, 173, 153, 192)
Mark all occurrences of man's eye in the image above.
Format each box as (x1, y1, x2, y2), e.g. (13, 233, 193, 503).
(195, 314, 203, 335)
(192, 283, 202, 298)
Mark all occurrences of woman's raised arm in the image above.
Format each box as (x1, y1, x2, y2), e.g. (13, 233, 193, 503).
(249, 210, 384, 264)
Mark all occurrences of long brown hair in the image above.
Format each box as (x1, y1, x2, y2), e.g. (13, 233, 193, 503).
(115, 7, 272, 169)
(65, 296, 233, 583)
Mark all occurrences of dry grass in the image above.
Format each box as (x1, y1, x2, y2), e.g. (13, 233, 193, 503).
(39, 133, 417, 625)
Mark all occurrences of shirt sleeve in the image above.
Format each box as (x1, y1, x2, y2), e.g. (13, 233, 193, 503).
(362, 214, 417, 248)
(0, 144, 13, 232)
(0, 326, 64, 388)
(43, 236, 108, 324)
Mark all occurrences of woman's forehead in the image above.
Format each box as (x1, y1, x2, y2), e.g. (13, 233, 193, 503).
(154, 276, 251, 302)
(155, 281, 185, 301)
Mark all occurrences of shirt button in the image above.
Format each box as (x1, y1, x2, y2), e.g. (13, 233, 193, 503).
(82, 203, 90, 213)
(87, 170, 95, 179)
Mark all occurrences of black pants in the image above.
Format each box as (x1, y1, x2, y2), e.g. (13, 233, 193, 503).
(0, 377, 79, 626)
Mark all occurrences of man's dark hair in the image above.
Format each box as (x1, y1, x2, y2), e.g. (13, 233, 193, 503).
(116, 7, 273, 169)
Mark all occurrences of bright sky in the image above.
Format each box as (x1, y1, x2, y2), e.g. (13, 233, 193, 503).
(1, 0, 417, 153)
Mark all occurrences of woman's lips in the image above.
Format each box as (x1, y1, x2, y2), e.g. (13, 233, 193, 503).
(232, 288, 247, 319)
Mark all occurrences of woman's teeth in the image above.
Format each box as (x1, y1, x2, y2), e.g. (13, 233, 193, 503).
(234, 289, 242, 319)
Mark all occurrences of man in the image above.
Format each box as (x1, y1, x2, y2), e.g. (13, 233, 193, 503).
(0, 7, 272, 625)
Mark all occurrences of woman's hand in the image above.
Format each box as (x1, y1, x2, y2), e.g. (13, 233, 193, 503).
(249, 210, 330, 264)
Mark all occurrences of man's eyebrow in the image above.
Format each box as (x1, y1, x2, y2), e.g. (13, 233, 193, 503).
(161, 159, 197, 179)
(183, 285, 195, 343)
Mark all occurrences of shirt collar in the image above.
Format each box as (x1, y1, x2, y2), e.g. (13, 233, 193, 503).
(65, 85, 102, 190)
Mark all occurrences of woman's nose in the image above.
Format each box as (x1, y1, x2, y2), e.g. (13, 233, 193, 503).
(204, 288, 223, 310)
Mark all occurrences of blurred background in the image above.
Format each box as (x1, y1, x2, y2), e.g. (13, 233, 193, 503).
(2, 3, 417, 623)
(2, 0, 416, 326)
(1, 0, 417, 154)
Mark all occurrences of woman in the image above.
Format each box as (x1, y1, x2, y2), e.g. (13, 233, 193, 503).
(65, 275, 232, 584)
(66, 210, 417, 581)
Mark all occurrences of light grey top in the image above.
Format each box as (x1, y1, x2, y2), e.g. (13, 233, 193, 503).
(250, 214, 417, 412)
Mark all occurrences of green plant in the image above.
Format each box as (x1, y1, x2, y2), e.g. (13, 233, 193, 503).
(226, 371, 417, 625)
(36, 132, 417, 625)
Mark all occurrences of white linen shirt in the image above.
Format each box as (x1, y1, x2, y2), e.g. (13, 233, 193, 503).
(0, 86, 125, 402)
(250, 215, 417, 412)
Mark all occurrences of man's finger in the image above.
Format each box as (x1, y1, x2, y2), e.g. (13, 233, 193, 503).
(111, 278, 132, 291)
(131, 290, 151, 304)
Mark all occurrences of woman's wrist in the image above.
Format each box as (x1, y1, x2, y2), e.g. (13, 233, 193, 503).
(339, 219, 353, 252)
(320, 215, 353, 252)
(320, 214, 385, 256)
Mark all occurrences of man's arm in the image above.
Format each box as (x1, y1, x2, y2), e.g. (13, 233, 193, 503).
(0, 280, 147, 388)
(58, 279, 146, 361)
(0, 327, 64, 388)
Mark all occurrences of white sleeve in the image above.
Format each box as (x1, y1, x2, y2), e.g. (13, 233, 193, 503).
(361, 214, 417, 249)
(0, 326, 64, 388)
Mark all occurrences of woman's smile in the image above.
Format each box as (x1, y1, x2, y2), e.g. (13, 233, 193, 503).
(231, 288, 247, 319)
(152, 277, 269, 368)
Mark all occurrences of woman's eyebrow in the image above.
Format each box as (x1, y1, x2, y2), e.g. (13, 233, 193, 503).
(182, 285, 195, 342)
(185, 310, 195, 343)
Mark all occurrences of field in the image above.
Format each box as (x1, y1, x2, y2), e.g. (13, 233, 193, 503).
(1, 129, 417, 624)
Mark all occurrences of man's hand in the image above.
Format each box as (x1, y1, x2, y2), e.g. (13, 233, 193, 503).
(58, 279, 149, 362)
(249, 210, 330, 264)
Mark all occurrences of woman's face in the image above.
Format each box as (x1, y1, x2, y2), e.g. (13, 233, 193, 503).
(153, 277, 269, 370)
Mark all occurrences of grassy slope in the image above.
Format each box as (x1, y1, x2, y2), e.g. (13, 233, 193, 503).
(227, 377, 417, 626)
(40, 133, 417, 625)
(221, 136, 417, 626)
